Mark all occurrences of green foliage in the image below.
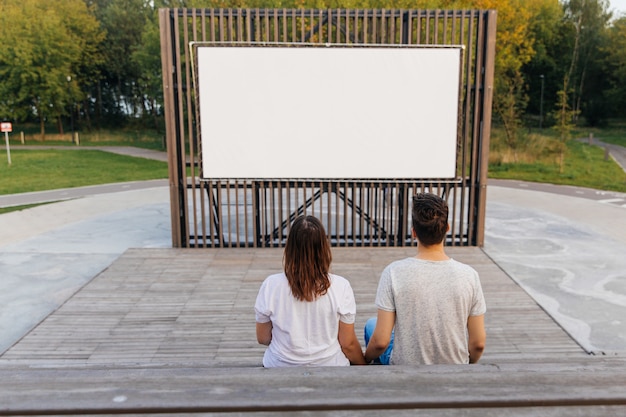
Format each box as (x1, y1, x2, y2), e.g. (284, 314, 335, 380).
(0, 150, 168, 195)
(551, 77, 580, 171)
(0, 0, 104, 136)
(489, 139, 626, 193)
(603, 16, 626, 117)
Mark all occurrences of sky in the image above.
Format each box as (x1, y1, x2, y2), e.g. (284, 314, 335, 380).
(611, 0, 626, 17)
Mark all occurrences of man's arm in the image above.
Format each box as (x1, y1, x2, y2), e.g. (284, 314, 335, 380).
(256, 321, 272, 346)
(467, 314, 486, 363)
(364, 309, 395, 363)
(338, 321, 366, 365)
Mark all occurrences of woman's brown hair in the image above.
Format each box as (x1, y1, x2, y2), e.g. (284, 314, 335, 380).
(283, 215, 332, 302)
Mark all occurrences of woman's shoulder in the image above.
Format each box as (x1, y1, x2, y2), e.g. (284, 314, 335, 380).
(262, 272, 287, 286)
(329, 273, 353, 288)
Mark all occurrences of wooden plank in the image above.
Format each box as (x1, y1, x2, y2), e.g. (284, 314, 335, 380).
(1, 247, 619, 415)
(0, 247, 585, 367)
(1, 360, 625, 415)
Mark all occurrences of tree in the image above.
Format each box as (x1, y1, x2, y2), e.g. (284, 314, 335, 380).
(0, 0, 103, 138)
(559, 0, 612, 125)
(602, 16, 626, 117)
(552, 78, 579, 171)
(132, 18, 164, 131)
(90, 0, 153, 127)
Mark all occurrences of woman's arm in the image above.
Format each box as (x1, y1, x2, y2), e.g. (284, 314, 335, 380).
(256, 321, 273, 346)
(338, 321, 366, 365)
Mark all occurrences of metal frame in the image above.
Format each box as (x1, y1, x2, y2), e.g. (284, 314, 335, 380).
(159, 8, 497, 248)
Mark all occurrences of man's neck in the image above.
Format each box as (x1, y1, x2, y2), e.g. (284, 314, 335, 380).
(416, 242, 449, 261)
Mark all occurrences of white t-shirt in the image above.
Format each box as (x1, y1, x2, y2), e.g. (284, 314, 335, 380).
(375, 257, 486, 365)
(255, 272, 356, 367)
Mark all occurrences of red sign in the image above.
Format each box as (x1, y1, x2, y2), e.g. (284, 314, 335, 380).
(0, 122, 12, 132)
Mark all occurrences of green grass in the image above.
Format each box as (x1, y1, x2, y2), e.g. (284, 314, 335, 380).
(0, 201, 57, 215)
(0, 149, 168, 195)
(8, 126, 165, 150)
(489, 139, 626, 193)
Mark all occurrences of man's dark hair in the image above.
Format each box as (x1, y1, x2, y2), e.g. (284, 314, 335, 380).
(412, 193, 449, 246)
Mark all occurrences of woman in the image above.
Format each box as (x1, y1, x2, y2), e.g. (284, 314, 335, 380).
(254, 215, 365, 367)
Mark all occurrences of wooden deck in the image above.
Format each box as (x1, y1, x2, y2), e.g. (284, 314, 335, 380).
(1, 247, 624, 415)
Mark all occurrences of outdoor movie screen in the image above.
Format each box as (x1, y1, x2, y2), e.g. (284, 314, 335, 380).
(193, 43, 463, 180)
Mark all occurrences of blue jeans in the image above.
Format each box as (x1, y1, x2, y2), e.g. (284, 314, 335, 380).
(364, 317, 394, 365)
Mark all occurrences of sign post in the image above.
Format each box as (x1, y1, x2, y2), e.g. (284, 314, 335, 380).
(1, 122, 12, 165)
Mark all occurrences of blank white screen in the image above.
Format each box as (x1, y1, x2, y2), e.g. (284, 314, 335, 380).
(196, 44, 461, 179)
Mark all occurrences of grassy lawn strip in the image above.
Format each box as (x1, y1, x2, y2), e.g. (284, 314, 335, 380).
(0, 202, 58, 215)
(0, 149, 168, 195)
(489, 140, 626, 193)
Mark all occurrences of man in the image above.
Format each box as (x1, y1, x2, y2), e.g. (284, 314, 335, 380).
(364, 192, 486, 365)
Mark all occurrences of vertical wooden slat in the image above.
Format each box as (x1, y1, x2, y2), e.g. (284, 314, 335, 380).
(389, 9, 396, 44)
(300, 9, 305, 42)
(282, 9, 288, 42)
(182, 10, 199, 247)
(194, 9, 209, 247)
(310, 181, 315, 216)
(246, 9, 252, 42)
(234, 182, 240, 247)
(458, 10, 473, 245)
(259, 181, 266, 248)
(433, 9, 439, 44)
(216, 181, 224, 247)
(227, 8, 233, 41)
(159, 9, 181, 247)
(285, 181, 291, 240)
(468, 10, 486, 246)
(273, 8, 279, 42)
(268, 181, 275, 246)
(207, 182, 215, 246)
(251, 181, 258, 248)
(357, 183, 363, 245)
(353, 9, 359, 43)
(452, 9, 457, 45)
(237, 8, 243, 41)
(442, 10, 447, 44)
(344, 9, 350, 43)
(243, 180, 249, 247)
(423, 10, 429, 45)
(174, 11, 190, 247)
(224, 181, 231, 247)
(294, 181, 300, 226)
(201, 9, 206, 41)
(475, 10, 497, 247)
(209, 9, 215, 42)
(263, 8, 269, 41)
(218, 9, 224, 42)
(277, 181, 284, 244)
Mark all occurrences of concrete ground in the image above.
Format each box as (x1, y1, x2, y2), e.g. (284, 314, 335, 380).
(1, 145, 625, 357)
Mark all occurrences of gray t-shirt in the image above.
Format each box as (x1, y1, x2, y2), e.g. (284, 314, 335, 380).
(375, 257, 486, 365)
